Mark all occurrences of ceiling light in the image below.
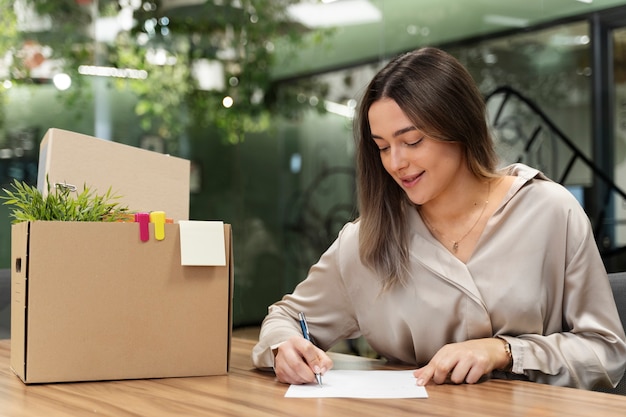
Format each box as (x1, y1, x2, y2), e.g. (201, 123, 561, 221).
(222, 96, 234, 108)
(78, 65, 148, 79)
(483, 14, 529, 28)
(576, 0, 593, 4)
(549, 34, 590, 46)
(160, 0, 205, 10)
(324, 100, 355, 118)
(287, 0, 382, 28)
(53, 73, 72, 90)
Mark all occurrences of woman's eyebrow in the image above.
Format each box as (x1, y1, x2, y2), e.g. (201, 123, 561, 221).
(371, 126, 417, 139)
(392, 126, 417, 137)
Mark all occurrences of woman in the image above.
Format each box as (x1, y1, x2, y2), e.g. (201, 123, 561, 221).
(252, 47, 626, 389)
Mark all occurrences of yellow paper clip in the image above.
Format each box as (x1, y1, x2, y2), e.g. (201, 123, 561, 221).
(150, 211, 166, 241)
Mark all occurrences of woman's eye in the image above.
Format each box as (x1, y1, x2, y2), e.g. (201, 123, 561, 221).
(407, 137, 424, 147)
(373, 141, 389, 152)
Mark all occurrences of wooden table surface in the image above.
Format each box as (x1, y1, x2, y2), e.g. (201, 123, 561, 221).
(0, 337, 625, 416)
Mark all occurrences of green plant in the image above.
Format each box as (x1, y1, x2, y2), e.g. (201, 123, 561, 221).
(0, 0, 18, 136)
(3, 0, 332, 150)
(1, 178, 132, 223)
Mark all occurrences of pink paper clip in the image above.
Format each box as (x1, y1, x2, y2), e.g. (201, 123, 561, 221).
(150, 211, 166, 241)
(135, 212, 150, 242)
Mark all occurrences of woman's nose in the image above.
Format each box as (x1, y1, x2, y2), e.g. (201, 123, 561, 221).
(388, 146, 409, 171)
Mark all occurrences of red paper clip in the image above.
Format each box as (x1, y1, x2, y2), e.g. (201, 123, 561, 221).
(135, 212, 150, 242)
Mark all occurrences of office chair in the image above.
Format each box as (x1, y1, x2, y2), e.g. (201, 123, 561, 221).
(596, 271, 626, 395)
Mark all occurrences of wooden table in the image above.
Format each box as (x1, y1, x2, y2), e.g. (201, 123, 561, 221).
(0, 337, 625, 416)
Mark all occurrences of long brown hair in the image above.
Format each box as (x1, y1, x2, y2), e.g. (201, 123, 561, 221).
(355, 47, 498, 289)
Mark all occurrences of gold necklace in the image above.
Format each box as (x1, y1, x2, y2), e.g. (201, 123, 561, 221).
(419, 182, 491, 253)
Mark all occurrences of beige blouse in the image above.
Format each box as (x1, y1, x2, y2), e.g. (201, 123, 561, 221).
(252, 164, 626, 389)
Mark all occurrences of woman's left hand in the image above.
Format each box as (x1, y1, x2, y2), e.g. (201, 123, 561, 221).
(412, 338, 510, 385)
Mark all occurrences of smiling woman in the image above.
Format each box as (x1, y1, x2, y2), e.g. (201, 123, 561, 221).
(251, 46, 626, 392)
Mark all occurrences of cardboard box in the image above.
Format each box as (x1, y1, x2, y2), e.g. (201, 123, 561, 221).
(37, 128, 190, 222)
(10, 129, 233, 383)
(10, 221, 233, 384)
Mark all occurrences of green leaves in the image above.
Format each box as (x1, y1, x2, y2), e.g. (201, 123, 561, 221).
(1, 178, 132, 224)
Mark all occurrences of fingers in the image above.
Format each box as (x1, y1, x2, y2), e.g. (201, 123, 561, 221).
(274, 336, 333, 385)
(413, 365, 433, 386)
(413, 339, 500, 386)
(413, 360, 455, 386)
(311, 350, 334, 376)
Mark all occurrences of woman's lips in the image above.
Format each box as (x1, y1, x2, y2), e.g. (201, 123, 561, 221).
(400, 171, 423, 188)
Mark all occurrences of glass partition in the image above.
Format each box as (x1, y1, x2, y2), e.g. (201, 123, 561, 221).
(612, 26, 626, 265)
(449, 22, 593, 186)
(1, 2, 626, 330)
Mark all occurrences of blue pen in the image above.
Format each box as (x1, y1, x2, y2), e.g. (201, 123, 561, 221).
(298, 312, 323, 386)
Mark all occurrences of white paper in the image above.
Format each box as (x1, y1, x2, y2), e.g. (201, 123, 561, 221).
(284, 370, 428, 399)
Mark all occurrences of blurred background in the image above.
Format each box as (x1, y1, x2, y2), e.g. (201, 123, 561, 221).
(1, 0, 626, 336)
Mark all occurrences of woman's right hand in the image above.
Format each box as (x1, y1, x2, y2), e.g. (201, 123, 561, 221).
(273, 335, 334, 384)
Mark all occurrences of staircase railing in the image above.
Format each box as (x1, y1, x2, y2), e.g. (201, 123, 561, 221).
(486, 85, 626, 266)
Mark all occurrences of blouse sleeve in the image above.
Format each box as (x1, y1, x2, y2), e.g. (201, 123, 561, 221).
(251, 223, 361, 370)
(503, 203, 626, 389)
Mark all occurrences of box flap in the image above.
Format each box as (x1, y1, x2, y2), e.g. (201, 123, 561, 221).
(37, 128, 190, 221)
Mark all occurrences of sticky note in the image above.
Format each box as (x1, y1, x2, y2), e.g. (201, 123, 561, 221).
(178, 221, 226, 266)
